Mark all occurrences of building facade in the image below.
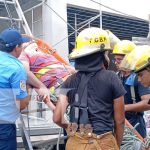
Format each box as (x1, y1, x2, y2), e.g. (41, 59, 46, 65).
(0, 0, 149, 61)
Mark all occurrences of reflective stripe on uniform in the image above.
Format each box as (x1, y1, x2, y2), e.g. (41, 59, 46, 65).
(34, 64, 65, 78)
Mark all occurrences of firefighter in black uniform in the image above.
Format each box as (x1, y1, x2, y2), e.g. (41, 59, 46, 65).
(53, 27, 126, 150)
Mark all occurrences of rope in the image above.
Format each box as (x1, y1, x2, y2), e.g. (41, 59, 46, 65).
(121, 123, 143, 150)
(121, 123, 150, 150)
(142, 133, 150, 149)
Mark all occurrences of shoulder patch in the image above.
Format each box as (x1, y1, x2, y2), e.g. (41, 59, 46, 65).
(20, 80, 26, 91)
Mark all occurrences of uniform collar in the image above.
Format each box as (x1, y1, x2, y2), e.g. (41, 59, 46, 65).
(125, 72, 136, 86)
(0, 51, 19, 61)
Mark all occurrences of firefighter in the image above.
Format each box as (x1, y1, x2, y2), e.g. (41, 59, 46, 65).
(112, 41, 150, 138)
(53, 27, 126, 150)
(120, 46, 150, 116)
(120, 45, 150, 87)
(0, 28, 30, 150)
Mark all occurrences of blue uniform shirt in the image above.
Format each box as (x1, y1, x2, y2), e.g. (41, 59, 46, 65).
(0, 51, 28, 123)
(122, 73, 150, 106)
(121, 73, 150, 138)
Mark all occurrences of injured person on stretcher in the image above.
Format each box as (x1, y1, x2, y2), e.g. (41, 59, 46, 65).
(18, 36, 76, 111)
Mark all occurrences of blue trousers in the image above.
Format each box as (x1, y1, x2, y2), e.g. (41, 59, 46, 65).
(0, 124, 16, 150)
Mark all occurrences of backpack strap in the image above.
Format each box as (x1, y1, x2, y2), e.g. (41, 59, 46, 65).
(117, 71, 137, 104)
(125, 73, 137, 104)
(130, 85, 136, 104)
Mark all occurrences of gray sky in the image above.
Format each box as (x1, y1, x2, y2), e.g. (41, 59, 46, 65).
(102, 0, 150, 20)
(68, 0, 150, 20)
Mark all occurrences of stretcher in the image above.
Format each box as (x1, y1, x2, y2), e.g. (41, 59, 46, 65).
(22, 34, 73, 103)
(22, 34, 69, 65)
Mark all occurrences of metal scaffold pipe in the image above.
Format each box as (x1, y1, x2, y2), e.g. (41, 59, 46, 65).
(13, 0, 32, 35)
(99, 0, 102, 28)
(0, 16, 22, 21)
(0, 0, 15, 4)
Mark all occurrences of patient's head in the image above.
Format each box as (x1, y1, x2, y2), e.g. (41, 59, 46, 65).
(22, 36, 43, 56)
(24, 42, 43, 55)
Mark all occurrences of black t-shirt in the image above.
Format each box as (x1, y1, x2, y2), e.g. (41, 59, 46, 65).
(61, 69, 126, 134)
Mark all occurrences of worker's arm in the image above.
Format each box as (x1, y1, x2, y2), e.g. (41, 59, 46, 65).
(125, 94, 150, 112)
(21, 60, 55, 111)
(53, 94, 69, 129)
(11, 66, 31, 110)
(64, 64, 76, 74)
(27, 69, 56, 111)
(113, 96, 125, 148)
(16, 97, 30, 110)
(21, 60, 46, 88)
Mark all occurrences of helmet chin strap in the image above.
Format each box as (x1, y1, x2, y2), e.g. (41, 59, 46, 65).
(147, 58, 150, 71)
(147, 66, 150, 72)
(103, 51, 110, 69)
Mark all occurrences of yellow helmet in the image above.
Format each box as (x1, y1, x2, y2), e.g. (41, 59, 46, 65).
(135, 49, 150, 73)
(69, 27, 111, 59)
(120, 45, 150, 72)
(105, 30, 120, 49)
(112, 40, 136, 55)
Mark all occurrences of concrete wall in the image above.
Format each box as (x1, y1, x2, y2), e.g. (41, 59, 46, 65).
(42, 0, 69, 62)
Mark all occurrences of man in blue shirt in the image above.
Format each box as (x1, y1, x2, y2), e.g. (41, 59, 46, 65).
(0, 28, 30, 150)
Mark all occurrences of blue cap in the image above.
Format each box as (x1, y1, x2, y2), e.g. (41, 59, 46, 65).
(0, 28, 23, 47)
(22, 36, 32, 43)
